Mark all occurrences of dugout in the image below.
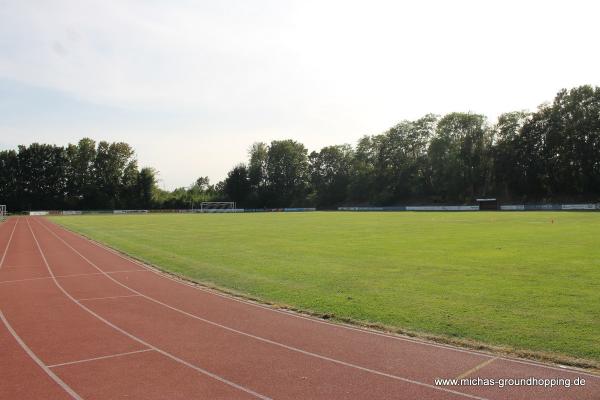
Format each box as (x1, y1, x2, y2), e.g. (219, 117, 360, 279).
(477, 198, 498, 211)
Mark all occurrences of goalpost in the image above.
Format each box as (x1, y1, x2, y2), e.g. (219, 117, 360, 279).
(200, 202, 237, 213)
(0, 205, 6, 222)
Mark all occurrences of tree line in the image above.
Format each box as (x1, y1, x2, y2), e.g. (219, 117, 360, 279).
(223, 85, 600, 208)
(0, 139, 156, 211)
(1, 85, 599, 211)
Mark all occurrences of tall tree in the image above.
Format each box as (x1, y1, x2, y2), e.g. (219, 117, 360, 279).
(121, 159, 140, 208)
(16, 143, 68, 210)
(193, 176, 211, 191)
(309, 144, 354, 207)
(493, 111, 530, 199)
(137, 167, 157, 208)
(539, 86, 600, 197)
(265, 140, 309, 207)
(92, 141, 135, 208)
(428, 113, 492, 201)
(65, 138, 97, 208)
(224, 164, 251, 206)
(0, 150, 19, 209)
(348, 136, 377, 203)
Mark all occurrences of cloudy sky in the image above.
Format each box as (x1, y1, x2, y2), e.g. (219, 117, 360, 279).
(1, 0, 598, 189)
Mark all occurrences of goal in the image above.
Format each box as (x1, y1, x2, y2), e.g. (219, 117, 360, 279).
(0, 205, 6, 222)
(200, 202, 237, 213)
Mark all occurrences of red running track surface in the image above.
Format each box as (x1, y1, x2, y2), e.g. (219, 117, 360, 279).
(0, 216, 598, 400)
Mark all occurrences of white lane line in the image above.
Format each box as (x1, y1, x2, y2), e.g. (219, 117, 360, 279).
(26, 218, 271, 400)
(35, 219, 489, 400)
(456, 357, 499, 380)
(78, 294, 141, 302)
(0, 269, 148, 285)
(0, 217, 18, 269)
(51, 220, 600, 380)
(106, 269, 149, 275)
(48, 349, 154, 368)
(0, 276, 52, 284)
(0, 309, 83, 400)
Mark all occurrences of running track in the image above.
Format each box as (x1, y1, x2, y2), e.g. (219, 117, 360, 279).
(0, 217, 598, 400)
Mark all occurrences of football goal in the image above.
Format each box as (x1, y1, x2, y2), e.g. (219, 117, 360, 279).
(200, 202, 237, 213)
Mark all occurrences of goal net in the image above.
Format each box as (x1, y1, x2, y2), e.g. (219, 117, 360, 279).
(200, 202, 237, 213)
(0, 205, 6, 222)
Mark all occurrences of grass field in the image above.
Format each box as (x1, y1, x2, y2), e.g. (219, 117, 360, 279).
(51, 212, 600, 365)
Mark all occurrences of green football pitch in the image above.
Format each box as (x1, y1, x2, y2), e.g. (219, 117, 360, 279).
(51, 211, 600, 366)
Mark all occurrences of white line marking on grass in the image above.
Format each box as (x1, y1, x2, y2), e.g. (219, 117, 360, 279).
(35, 219, 490, 400)
(46, 217, 600, 380)
(26, 218, 271, 400)
(48, 349, 154, 368)
(0, 309, 83, 400)
(0, 217, 18, 269)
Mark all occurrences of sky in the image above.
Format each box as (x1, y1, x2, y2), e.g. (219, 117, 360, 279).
(1, 0, 598, 190)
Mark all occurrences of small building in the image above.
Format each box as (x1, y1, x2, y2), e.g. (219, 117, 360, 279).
(477, 198, 498, 211)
